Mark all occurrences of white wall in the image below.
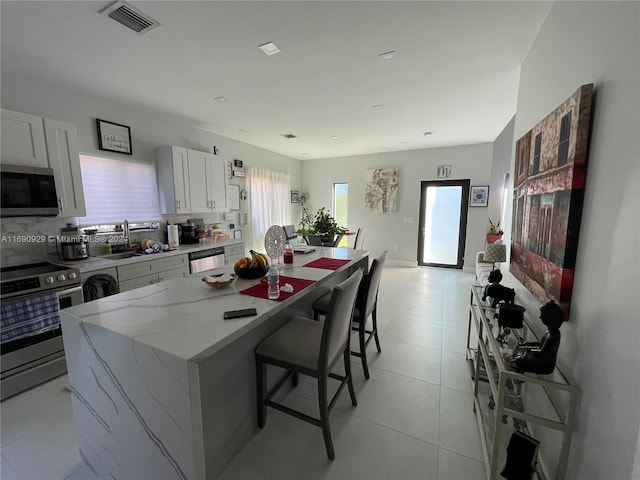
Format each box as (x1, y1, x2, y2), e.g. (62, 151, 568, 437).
(301, 143, 493, 268)
(0, 72, 302, 261)
(507, 2, 640, 478)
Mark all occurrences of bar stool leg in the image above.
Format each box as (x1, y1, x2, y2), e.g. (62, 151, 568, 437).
(318, 375, 335, 460)
(256, 356, 267, 428)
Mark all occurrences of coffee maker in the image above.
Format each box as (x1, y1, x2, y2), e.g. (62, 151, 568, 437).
(179, 218, 204, 244)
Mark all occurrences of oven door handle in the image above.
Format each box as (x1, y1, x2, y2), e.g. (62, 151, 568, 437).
(57, 285, 83, 299)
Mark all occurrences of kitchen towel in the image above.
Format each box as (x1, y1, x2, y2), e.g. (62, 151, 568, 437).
(239, 275, 315, 301)
(303, 257, 350, 270)
(1, 291, 60, 343)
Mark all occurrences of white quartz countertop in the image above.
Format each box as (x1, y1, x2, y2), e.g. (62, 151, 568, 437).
(49, 239, 244, 274)
(61, 247, 368, 362)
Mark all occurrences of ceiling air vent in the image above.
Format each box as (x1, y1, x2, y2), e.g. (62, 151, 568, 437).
(281, 134, 297, 139)
(100, 1, 160, 35)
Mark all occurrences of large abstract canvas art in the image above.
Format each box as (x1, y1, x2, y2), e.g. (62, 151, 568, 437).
(364, 168, 398, 213)
(510, 84, 594, 318)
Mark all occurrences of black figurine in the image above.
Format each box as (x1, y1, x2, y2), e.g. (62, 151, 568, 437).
(482, 269, 516, 307)
(510, 300, 565, 374)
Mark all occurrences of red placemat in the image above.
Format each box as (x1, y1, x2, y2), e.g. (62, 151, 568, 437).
(303, 257, 350, 270)
(239, 275, 315, 301)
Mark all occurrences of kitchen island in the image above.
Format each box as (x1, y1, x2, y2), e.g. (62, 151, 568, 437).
(60, 247, 368, 480)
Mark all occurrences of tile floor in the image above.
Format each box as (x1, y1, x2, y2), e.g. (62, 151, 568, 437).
(1, 266, 485, 480)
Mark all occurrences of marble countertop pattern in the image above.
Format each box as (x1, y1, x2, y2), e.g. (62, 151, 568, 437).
(62, 247, 367, 362)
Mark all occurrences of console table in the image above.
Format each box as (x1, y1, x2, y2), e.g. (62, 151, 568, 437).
(466, 285, 579, 480)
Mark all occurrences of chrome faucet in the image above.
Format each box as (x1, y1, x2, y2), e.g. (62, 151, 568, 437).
(123, 219, 130, 248)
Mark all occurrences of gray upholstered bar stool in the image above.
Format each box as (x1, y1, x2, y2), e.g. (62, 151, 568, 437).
(312, 250, 388, 379)
(255, 269, 363, 460)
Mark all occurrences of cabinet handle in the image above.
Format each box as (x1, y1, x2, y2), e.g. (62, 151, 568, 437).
(58, 198, 64, 211)
(176, 200, 181, 210)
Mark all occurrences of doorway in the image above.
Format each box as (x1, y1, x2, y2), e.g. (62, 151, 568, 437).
(418, 180, 470, 268)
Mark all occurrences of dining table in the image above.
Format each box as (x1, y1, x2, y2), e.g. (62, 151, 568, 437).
(60, 246, 369, 480)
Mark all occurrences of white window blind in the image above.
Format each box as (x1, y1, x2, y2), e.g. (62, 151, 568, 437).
(79, 154, 161, 225)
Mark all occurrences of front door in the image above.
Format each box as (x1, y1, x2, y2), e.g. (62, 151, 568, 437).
(417, 180, 469, 268)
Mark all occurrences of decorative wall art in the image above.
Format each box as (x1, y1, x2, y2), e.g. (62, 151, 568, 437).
(510, 84, 594, 318)
(364, 168, 398, 213)
(290, 190, 300, 203)
(470, 186, 489, 207)
(437, 165, 452, 178)
(96, 119, 132, 155)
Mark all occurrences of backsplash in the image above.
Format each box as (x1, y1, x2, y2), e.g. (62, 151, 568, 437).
(0, 212, 242, 267)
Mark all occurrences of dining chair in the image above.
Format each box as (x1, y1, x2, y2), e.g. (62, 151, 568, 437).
(312, 250, 388, 379)
(282, 224, 299, 245)
(255, 269, 363, 460)
(354, 227, 367, 249)
(330, 232, 345, 247)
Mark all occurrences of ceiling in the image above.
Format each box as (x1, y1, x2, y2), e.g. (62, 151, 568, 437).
(1, 1, 551, 160)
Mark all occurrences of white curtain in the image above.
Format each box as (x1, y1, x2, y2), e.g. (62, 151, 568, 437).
(247, 167, 290, 252)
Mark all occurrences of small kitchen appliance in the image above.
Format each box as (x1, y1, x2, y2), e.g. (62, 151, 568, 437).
(59, 239, 89, 260)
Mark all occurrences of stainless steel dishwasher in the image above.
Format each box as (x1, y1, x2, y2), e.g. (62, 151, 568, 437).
(188, 247, 225, 274)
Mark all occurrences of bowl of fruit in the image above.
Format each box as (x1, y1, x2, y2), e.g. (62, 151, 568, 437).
(234, 250, 269, 279)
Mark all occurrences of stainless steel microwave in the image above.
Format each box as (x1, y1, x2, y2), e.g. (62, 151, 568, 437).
(0, 164, 59, 217)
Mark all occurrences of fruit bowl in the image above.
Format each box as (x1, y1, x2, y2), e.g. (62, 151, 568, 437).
(202, 273, 236, 289)
(234, 264, 269, 279)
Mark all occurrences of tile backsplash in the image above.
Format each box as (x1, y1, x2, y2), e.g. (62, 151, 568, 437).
(0, 212, 242, 267)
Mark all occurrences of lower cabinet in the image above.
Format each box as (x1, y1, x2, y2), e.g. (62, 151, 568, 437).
(224, 243, 245, 266)
(118, 255, 189, 293)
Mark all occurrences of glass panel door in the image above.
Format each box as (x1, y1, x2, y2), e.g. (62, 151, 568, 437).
(418, 180, 469, 268)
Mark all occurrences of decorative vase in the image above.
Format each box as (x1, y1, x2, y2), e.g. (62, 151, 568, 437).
(486, 234, 502, 244)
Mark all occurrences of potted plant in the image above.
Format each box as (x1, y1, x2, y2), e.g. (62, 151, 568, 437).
(487, 219, 504, 244)
(300, 207, 346, 245)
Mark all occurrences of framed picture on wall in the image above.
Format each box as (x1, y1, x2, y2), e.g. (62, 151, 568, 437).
(96, 119, 132, 155)
(469, 186, 489, 207)
(291, 190, 300, 203)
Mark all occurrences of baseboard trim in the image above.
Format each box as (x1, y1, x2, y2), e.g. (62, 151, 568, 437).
(386, 259, 418, 268)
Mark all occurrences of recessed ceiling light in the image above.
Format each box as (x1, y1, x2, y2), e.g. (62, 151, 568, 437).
(331, 136, 339, 140)
(281, 133, 297, 139)
(372, 104, 384, 110)
(400, 141, 408, 144)
(213, 96, 228, 102)
(237, 129, 247, 133)
(379, 50, 397, 61)
(258, 42, 281, 56)
(423, 131, 434, 137)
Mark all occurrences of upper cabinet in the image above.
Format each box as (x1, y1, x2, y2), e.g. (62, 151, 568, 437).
(1, 110, 48, 167)
(1, 108, 86, 217)
(157, 146, 191, 214)
(43, 119, 86, 217)
(157, 146, 228, 214)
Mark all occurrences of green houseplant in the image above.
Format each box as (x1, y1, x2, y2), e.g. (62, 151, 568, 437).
(299, 207, 346, 245)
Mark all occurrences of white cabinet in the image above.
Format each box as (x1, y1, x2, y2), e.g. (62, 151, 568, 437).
(1, 108, 86, 217)
(1, 109, 48, 167)
(157, 146, 191, 214)
(224, 242, 245, 266)
(118, 255, 189, 292)
(43, 119, 86, 217)
(157, 146, 228, 214)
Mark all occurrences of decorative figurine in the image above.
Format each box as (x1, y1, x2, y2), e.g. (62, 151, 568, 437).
(482, 269, 516, 307)
(509, 300, 565, 374)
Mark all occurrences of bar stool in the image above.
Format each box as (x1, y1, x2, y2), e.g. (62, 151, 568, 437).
(312, 250, 388, 379)
(255, 269, 363, 460)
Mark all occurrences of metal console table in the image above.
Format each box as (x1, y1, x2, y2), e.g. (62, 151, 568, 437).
(466, 285, 579, 480)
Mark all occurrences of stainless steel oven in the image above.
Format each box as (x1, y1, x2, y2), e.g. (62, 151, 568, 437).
(1, 262, 83, 399)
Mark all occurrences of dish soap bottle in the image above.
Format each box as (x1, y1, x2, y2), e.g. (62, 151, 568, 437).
(104, 241, 112, 255)
(267, 264, 280, 300)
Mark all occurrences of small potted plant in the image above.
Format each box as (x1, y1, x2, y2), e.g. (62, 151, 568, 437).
(312, 207, 346, 243)
(487, 219, 504, 244)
